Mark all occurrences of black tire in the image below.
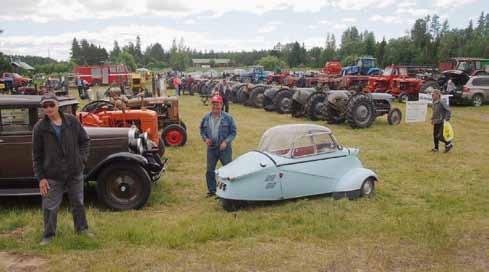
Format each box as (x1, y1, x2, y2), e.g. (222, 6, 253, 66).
(360, 178, 376, 198)
(387, 108, 402, 125)
(346, 93, 376, 129)
(398, 93, 409, 103)
(325, 106, 345, 124)
(96, 162, 152, 210)
(472, 94, 483, 107)
(250, 86, 266, 108)
(221, 198, 244, 212)
(161, 124, 187, 146)
(273, 89, 293, 114)
(157, 140, 166, 157)
(305, 92, 328, 121)
(236, 86, 249, 104)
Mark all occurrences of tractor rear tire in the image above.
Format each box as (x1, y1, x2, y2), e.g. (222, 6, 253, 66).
(305, 92, 328, 121)
(273, 89, 293, 114)
(387, 108, 402, 125)
(161, 124, 187, 146)
(346, 93, 376, 129)
(250, 86, 266, 108)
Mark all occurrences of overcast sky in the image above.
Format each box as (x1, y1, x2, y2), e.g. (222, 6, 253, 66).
(0, 0, 486, 61)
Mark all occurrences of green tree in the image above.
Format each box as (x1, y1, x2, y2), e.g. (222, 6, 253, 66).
(257, 55, 287, 70)
(116, 51, 137, 71)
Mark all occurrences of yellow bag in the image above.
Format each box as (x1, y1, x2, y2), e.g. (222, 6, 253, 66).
(443, 121, 454, 142)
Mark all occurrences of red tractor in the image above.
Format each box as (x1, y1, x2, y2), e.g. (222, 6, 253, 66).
(321, 61, 342, 76)
(390, 78, 423, 102)
(367, 65, 409, 93)
(267, 71, 290, 85)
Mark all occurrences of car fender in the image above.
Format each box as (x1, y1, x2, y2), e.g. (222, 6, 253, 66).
(85, 152, 149, 181)
(335, 167, 377, 192)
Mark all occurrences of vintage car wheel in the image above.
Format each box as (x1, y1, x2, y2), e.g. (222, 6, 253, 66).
(346, 94, 376, 129)
(162, 124, 187, 146)
(273, 89, 293, 114)
(157, 140, 166, 157)
(360, 178, 376, 198)
(221, 198, 244, 212)
(96, 162, 152, 211)
(472, 94, 483, 107)
(387, 108, 402, 125)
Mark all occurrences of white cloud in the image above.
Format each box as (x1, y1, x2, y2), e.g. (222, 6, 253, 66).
(342, 18, 357, 23)
(369, 15, 402, 24)
(433, 0, 478, 9)
(330, 0, 396, 10)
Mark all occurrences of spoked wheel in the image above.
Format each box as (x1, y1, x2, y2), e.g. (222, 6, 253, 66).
(161, 124, 187, 146)
(96, 162, 151, 210)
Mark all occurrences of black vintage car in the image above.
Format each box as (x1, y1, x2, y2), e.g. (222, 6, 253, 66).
(0, 95, 166, 210)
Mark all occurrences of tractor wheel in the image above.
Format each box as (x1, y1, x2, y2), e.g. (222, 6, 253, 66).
(273, 89, 293, 114)
(387, 108, 402, 125)
(346, 93, 376, 129)
(161, 124, 187, 146)
(305, 92, 328, 121)
(237, 89, 249, 105)
(291, 100, 305, 118)
(325, 106, 345, 124)
(472, 94, 483, 107)
(398, 93, 409, 103)
(250, 86, 266, 108)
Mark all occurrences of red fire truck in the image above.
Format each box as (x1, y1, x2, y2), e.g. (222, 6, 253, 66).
(73, 64, 129, 86)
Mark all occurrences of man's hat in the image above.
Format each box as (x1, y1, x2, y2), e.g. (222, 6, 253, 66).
(211, 95, 223, 103)
(40, 93, 59, 105)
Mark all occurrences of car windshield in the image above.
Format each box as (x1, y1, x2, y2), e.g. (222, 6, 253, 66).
(258, 124, 335, 158)
(383, 67, 394, 76)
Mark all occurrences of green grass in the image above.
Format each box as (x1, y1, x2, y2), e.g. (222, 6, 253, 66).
(1, 89, 489, 271)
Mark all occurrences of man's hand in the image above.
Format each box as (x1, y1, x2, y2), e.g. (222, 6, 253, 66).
(39, 179, 50, 197)
(220, 141, 227, 151)
(205, 139, 212, 146)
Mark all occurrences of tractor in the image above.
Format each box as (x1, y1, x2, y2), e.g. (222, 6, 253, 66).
(82, 94, 187, 147)
(324, 91, 402, 129)
(341, 56, 382, 76)
(290, 87, 330, 120)
(239, 65, 267, 83)
(262, 86, 296, 114)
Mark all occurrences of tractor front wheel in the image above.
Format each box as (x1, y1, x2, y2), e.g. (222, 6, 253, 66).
(161, 124, 187, 146)
(387, 108, 402, 125)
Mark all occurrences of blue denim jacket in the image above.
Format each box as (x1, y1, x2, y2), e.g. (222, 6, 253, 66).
(200, 112, 237, 146)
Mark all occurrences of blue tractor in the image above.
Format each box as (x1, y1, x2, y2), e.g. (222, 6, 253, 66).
(239, 65, 268, 83)
(341, 56, 382, 76)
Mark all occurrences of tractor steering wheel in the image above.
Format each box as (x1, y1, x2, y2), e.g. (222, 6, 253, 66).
(81, 100, 115, 113)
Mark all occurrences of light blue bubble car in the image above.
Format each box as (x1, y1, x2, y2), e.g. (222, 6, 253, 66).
(216, 124, 378, 211)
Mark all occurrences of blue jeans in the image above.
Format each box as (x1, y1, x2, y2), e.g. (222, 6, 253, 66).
(206, 146, 232, 193)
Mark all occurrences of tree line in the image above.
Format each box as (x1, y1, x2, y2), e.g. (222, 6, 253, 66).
(2, 12, 489, 75)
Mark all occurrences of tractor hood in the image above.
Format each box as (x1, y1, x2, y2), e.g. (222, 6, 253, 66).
(216, 151, 275, 180)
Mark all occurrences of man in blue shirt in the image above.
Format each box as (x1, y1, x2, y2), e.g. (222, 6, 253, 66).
(199, 95, 237, 197)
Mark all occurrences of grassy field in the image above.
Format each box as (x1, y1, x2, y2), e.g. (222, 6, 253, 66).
(1, 90, 489, 271)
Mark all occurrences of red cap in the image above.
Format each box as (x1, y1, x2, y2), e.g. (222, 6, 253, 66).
(211, 95, 223, 103)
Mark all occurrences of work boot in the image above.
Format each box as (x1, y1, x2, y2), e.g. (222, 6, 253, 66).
(431, 148, 439, 152)
(39, 236, 53, 246)
(444, 143, 453, 153)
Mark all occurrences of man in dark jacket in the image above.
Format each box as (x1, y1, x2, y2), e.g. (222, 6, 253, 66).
(32, 93, 91, 245)
(431, 89, 453, 153)
(217, 80, 230, 113)
(199, 95, 237, 197)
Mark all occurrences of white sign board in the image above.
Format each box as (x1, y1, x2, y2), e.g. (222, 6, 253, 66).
(405, 101, 428, 123)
